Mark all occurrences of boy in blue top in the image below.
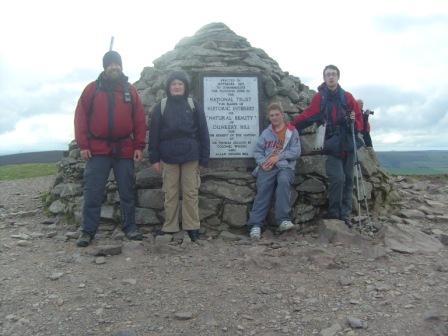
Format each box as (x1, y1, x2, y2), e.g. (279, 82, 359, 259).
(247, 103, 301, 239)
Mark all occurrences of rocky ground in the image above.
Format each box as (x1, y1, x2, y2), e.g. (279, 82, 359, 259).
(0, 175, 447, 336)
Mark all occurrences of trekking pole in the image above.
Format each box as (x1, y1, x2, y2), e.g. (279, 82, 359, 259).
(349, 119, 373, 229)
(347, 115, 362, 226)
(109, 36, 114, 51)
(353, 140, 362, 225)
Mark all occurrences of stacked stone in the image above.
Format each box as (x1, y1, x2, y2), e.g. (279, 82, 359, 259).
(45, 22, 398, 235)
(134, 23, 312, 128)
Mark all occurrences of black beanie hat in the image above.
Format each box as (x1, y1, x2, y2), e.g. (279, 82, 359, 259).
(165, 71, 190, 97)
(103, 50, 122, 69)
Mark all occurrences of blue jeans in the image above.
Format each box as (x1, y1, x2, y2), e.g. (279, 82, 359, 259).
(325, 153, 354, 220)
(247, 167, 294, 228)
(82, 156, 137, 236)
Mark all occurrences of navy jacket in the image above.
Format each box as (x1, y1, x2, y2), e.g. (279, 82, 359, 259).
(148, 97, 210, 167)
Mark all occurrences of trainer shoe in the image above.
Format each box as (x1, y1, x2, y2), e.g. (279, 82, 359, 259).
(250, 226, 261, 240)
(278, 220, 294, 232)
(125, 230, 143, 241)
(76, 232, 92, 247)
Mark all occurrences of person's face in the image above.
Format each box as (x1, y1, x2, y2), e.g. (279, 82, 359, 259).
(105, 63, 122, 80)
(169, 79, 185, 96)
(268, 109, 284, 127)
(358, 100, 364, 109)
(323, 68, 339, 90)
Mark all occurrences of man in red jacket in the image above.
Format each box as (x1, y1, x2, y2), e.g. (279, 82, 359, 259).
(291, 65, 363, 227)
(74, 50, 147, 246)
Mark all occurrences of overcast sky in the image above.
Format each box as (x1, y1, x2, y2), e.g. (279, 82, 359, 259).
(1, 0, 447, 155)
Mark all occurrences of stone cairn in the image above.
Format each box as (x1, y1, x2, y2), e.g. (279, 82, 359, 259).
(46, 23, 399, 236)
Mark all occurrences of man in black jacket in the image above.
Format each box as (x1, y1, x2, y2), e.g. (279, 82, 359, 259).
(357, 99, 373, 148)
(148, 71, 210, 241)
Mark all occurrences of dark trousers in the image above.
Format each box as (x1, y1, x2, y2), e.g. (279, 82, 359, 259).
(82, 156, 137, 236)
(362, 131, 373, 147)
(325, 153, 354, 220)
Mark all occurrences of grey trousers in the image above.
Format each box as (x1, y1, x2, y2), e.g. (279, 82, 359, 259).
(247, 167, 294, 228)
(325, 153, 354, 220)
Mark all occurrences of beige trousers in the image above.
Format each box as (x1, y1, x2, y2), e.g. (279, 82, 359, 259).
(161, 160, 200, 232)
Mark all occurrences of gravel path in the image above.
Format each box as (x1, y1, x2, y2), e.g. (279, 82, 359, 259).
(0, 176, 447, 336)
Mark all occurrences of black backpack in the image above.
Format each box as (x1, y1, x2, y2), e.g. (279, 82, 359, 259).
(295, 86, 348, 132)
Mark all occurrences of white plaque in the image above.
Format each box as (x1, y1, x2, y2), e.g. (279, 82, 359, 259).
(203, 76, 259, 158)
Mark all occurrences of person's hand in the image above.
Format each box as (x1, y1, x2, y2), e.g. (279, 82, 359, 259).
(261, 154, 279, 170)
(152, 162, 162, 174)
(80, 149, 91, 161)
(134, 149, 143, 162)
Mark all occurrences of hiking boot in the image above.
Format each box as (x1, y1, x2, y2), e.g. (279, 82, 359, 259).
(187, 229, 200, 242)
(125, 230, 143, 241)
(343, 218, 353, 229)
(278, 220, 294, 232)
(76, 232, 92, 247)
(323, 213, 339, 220)
(250, 226, 261, 240)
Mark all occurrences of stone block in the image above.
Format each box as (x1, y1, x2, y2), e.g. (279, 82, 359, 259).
(294, 203, 316, 223)
(297, 178, 326, 193)
(318, 219, 366, 246)
(383, 223, 443, 254)
(49, 200, 66, 214)
(93, 245, 122, 256)
(200, 180, 254, 203)
(222, 204, 247, 228)
(137, 189, 164, 209)
(135, 207, 160, 225)
(100, 205, 115, 220)
(135, 168, 163, 188)
(199, 197, 221, 220)
(297, 155, 326, 177)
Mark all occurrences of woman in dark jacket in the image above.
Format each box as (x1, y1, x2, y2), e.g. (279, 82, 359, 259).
(148, 71, 210, 241)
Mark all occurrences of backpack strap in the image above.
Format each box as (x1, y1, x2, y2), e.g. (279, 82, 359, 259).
(87, 80, 135, 140)
(187, 97, 195, 112)
(187, 97, 199, 131)
(123, 81, 135, 119)
(160, 97, 167, 116)
(87, 80, 100, 138)
(160, 97, 195, 115)
(319, 87, 348, 126)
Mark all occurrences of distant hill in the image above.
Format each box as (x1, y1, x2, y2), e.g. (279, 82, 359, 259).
(1, 150, 447, 175)
(0, 151, 65, 166)
(376, 150, 448, 175)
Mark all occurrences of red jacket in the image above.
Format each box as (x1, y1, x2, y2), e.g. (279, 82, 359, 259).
(292, 87, 363, 132)
(74, 76, 146, 159)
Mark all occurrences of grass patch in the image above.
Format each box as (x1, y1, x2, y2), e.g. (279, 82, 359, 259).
(0, 163, 57, 181)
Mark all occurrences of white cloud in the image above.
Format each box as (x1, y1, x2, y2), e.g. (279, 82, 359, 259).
(376, 132, 404, 145)
(0, 114, 73, 155)
(1, 0, 448, 154)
